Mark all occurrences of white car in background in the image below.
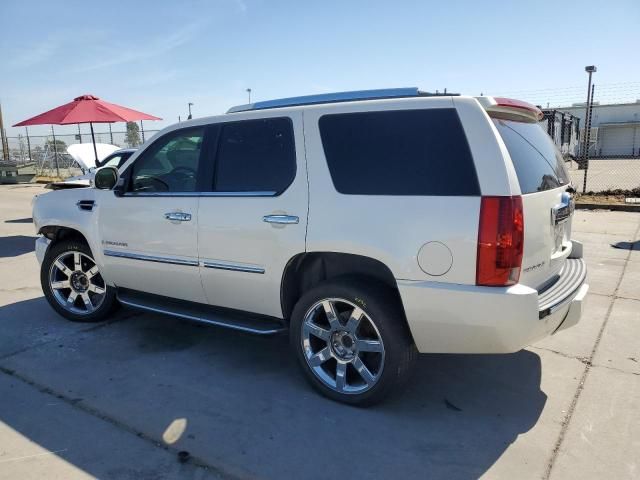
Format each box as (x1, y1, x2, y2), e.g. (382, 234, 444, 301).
(49, 146, 137, 190)
(32, 88, 588, 405)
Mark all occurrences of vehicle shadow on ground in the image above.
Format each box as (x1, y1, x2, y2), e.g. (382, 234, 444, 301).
(4, 217, 33, 224)
(0, 235, 36, 258)
(612, 240, 640, 251)
(0, 299, 547, 480)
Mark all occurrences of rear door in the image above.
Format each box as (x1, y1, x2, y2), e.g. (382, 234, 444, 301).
(197, 112, 308, 318)
(493, 118, 573, 289)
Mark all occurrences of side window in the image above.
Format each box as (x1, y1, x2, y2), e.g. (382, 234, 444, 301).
(130, 128, 204, 193)
(117, 152, 134, 168)
(212, 118, 296, 193)
(319, 109, 480, 196)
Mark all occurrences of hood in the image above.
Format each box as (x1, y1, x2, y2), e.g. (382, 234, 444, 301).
(46, 178, 91, 190)
(67, 143, 120, 169)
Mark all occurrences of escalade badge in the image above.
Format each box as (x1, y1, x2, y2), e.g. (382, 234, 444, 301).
(102, 240, 128, 247)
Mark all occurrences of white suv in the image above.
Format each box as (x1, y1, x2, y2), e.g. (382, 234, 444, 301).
(32, 88, 588, 405)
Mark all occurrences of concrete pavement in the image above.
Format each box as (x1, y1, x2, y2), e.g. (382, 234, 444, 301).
(0, 184, 638, 479)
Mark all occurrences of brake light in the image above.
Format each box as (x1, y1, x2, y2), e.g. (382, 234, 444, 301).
(476, 196, 524, 286)
(493, 97, 544, 121)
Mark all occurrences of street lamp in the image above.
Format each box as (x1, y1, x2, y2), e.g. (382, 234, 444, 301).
(246, 88, 252, 103)
(187, 102, 194, 120)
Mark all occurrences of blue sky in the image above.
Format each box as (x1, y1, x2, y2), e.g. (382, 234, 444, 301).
(1, 0, 638, 136)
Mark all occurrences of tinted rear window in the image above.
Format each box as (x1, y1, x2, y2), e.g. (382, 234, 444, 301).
(319, 109, 479, 196)
(493, 119, 570, 194)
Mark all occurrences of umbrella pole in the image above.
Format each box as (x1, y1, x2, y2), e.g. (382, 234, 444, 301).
(90, 122, 98, 164)
(51, 125, 60, 178)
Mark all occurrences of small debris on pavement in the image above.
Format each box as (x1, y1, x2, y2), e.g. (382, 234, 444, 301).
(444, 399, 462, 412)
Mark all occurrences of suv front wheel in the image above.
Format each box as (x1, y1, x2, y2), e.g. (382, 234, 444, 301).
(41, 239, 118, 322)
(290, 279, 417, 406)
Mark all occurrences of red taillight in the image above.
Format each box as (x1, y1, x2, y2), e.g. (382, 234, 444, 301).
(476, 196, 524, 286)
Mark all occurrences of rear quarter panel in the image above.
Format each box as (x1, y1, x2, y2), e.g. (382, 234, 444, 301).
(303, 97, 481, 284)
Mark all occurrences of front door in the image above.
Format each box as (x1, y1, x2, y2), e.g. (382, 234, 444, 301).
(97, 126, 207, 304)
(197, 113, 307, 318)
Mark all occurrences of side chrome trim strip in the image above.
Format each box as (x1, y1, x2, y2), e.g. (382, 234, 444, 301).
(103, 250, 199, 267)
(122, 191, 277, 198)
(202, 261, 265, 274)
(116, 295, 283, 335)
(103, 250, 264, 273)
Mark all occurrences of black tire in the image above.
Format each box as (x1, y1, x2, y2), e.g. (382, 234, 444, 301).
(41, 238, 118, 323)
(290, 277, 417, 406)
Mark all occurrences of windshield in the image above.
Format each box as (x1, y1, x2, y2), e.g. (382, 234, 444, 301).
(493, 119, 570, 194)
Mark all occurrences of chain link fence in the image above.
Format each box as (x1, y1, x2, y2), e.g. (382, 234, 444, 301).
(501, 81, 640, 198)
(2, 82, 640, 192)
(1, 127, 159, 180)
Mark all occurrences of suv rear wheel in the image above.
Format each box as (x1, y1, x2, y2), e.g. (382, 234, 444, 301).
(41, 239, 117, 322)
(290, 279, 417, 406)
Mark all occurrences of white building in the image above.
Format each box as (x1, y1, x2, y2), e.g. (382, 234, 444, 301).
(559, 101, 640, 157)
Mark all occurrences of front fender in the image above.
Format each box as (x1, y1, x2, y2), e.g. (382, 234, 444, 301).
(32, 189, 103, 268)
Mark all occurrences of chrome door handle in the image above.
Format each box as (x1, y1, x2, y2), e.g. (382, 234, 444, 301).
(164, 212, 192, 222)
(263, 214, 299, 225)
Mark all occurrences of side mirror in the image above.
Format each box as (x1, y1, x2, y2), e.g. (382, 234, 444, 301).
(94, 166, 119, 190)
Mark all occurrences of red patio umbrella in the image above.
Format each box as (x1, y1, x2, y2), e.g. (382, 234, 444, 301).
(13, 94, 161, 163)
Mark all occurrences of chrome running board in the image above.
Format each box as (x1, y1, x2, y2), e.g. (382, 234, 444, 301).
(117, 289, 286, 335)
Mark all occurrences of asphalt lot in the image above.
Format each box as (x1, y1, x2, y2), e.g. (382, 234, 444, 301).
(0, 184, 639, 480)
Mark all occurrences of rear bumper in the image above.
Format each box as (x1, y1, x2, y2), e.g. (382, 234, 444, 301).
(398, 258, 589, 354)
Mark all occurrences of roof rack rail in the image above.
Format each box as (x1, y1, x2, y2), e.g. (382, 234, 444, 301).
(227, 88, 459, 113)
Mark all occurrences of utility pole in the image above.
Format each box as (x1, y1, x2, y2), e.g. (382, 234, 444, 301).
(187, 102, 194, 120)
(581, 65, 597, 193)
(0, 102, 9, 163)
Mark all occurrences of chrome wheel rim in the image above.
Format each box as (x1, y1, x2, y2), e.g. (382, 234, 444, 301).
(48, 251, 106, 315)
(301, 298, 385, 395)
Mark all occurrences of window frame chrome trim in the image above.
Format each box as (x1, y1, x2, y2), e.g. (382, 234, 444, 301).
(202, 260, 265, 274)
(103, 249, 199, 267)
(120, 191, 278, 198)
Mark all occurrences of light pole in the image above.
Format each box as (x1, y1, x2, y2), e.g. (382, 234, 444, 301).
(581, 65, 597, 193)
(187, 102, 194, 120)
(246, 88, 252, 103)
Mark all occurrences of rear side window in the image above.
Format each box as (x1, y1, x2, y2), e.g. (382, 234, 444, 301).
(213, 117, 296, 193)
(493, 119, 570, 194)
(319, 109, 479, 196)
